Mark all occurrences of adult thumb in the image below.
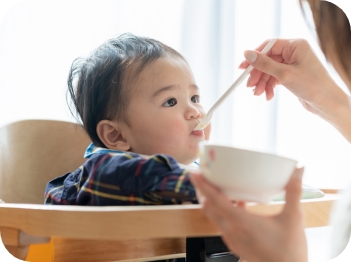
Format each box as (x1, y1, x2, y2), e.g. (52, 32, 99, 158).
(244, 50, 287, 81)
(282, 167, 304, 216)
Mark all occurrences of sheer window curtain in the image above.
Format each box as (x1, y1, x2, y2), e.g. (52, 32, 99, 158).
(1, 0, 351, 189)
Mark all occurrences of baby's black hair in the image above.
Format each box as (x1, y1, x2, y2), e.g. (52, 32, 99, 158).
(67, 33, 186, 147)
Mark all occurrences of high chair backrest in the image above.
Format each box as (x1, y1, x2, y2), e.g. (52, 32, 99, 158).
(0, 119, 91, 204)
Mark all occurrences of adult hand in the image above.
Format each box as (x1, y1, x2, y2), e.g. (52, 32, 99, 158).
(240, 38, 351, 142)
(190, 168, 308, 262)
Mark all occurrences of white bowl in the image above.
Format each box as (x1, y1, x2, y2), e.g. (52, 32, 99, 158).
(199, 143, 297, 203)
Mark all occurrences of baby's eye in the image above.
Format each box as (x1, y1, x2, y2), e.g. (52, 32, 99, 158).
(163, 98, 178, 107)
(191, 95, 200, 103)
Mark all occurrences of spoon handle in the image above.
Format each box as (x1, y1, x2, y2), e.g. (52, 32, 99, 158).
(207, 65, 253, 115)
(194, 39, 276, 131)
(207, 38, 277, 116)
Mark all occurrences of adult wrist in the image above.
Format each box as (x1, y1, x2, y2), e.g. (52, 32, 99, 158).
(318, 87, 351, 143)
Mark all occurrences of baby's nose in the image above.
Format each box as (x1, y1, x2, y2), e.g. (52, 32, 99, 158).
(186, 105, 201, 119)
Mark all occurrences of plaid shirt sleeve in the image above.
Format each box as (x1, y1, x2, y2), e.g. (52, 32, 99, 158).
(44, 152, 197, 205)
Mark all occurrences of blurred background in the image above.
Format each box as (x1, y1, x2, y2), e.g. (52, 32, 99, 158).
(1, 0, 351, 190)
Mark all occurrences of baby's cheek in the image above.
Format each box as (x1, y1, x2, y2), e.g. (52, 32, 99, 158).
(169, 119, 187, 135)
(160, 119, 186, 142)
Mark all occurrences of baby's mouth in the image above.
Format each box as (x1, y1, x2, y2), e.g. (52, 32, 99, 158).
(191, 130, 204, 137)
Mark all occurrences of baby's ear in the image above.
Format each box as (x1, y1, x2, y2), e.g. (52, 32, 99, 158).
(96, 120, 131, 151)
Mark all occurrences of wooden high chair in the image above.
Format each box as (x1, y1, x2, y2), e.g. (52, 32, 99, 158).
(0, 120, 338, 262)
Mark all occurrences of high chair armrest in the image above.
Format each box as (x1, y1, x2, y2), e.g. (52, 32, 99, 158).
(0, 194, 338, 241)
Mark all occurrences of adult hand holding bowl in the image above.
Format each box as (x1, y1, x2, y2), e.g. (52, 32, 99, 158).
(199, 143, 297, 203)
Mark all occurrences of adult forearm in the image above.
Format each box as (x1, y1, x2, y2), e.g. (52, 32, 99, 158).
(317, 87, 351, 143)
(330, 100, 351, 143)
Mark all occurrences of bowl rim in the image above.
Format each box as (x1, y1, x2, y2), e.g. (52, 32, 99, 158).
(199, 142, 298, 163)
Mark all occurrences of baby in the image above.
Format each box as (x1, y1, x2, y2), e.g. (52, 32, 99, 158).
(44, 33, 211, 206)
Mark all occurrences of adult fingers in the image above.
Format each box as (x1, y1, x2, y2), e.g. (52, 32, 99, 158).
(246, 54, 283, 87)
(282, 167, 304, 217)
(265, 85, 274, 101)
(253, 73, 271, 96)
(241, 53, 283, 70)
(189, 171, 206, 204)
(265, 77, 279, 100)
(239, 60, 250, 69)
(191, 172, 230, 208)
(202, 200, 227, 228)
(190, 172, 221, 204)
(244, 50, 289, 82)
(238, 39, 273, 70)
(190, 173, 247, 221)
(247, 69, 263, 87)
(239, 38, 288, 70)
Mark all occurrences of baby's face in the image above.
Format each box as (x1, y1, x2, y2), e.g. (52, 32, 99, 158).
(121, 56, 211, 164)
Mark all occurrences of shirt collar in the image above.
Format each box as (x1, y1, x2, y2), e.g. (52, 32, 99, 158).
(84, 143, 199, 167)
(84, 143, 125, 158)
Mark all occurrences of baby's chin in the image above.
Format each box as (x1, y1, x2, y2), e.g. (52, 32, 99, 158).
(174, 154, 198, 165)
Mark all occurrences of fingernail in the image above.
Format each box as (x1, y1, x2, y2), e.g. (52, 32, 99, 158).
(244, 50, 257, 63)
